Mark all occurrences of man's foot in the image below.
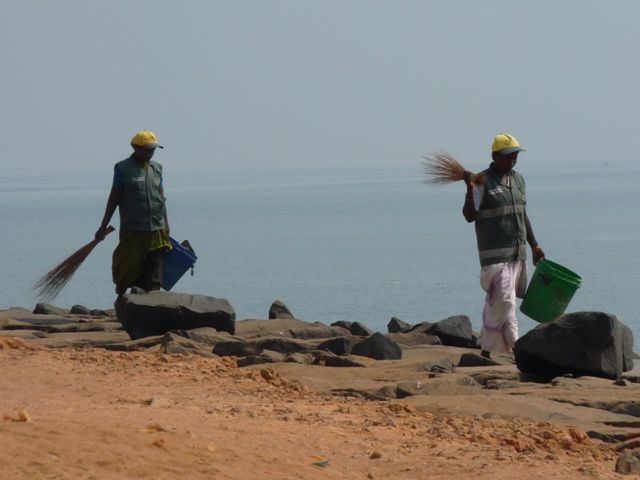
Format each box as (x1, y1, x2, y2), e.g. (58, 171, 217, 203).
(130, 286, 147, 294)
(481, 350, 491, 359)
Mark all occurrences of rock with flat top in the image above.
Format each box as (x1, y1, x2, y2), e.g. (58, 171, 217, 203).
(115, 291, 235, 340)
(514, 312, 634, 379)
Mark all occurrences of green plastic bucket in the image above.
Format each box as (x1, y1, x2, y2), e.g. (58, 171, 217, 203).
(520, 259, 582, 323)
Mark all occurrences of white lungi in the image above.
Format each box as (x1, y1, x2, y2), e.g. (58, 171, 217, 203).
(477, 260, 528, 353)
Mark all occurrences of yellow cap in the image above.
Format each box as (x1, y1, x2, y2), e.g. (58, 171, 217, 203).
(491, 133, 524, 155)
(131, 130, 163, 149)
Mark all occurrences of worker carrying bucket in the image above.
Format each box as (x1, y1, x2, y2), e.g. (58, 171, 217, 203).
(424, 133, 545, 359)
(95, 130, 194, 295)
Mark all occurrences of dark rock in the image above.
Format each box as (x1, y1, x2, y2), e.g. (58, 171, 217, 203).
(174, 327, 234, 346)
(213, 340, 260, 357)
(90, 309, 108, 317)
(424, 315, 474, 348)
(458, 353, 500, 367)
(616, 449, 640, 474)
(422, 358, 455, 373)
(514, 312, 635, 379)
(330, 321, 373, 337)
(268, 300, 294, 319)
(33, 303, 68, 315)
(317, 337, 359, 356)
(255, 337, 311, 354)
(70, 305, 91, 315)
(313, 352, 367, 367)
(386, 331, 442, 347)
(387, 317, 412, 333)
(115, 291, 235, 340)
(351, 332, 402, 360)
(237, 350, 285, 367)
(160, 332, 215, 357)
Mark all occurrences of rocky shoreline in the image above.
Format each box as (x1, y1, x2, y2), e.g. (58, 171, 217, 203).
(2, 292, 640, 476)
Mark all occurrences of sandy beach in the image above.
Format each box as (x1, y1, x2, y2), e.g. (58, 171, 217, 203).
(2, 307, 639, 480)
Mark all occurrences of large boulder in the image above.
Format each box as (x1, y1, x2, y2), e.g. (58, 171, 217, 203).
(351, 332, 402, 360)
(115, 291, 235, 340)
(423, 315, 474, 348)
(514, 312, 635, 379)
(268, 300, 294, 319)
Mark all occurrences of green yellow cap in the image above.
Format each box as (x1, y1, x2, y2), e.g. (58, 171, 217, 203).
(131, 130, 164, 149)
(492, 133, 524, 155)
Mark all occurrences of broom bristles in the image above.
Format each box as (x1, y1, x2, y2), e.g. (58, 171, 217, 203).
(32, 226, 115, 302)
(422, 151, 485, 185)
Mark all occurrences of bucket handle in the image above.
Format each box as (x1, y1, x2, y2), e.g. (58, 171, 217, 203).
(538, 273, 552, 286)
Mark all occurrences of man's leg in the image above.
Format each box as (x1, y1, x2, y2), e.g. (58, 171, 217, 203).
(141, 248, 164, 291)
(478, 263, 520, 354)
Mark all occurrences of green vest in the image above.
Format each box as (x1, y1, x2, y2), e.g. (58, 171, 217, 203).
(116, 157, 165, 231)
(474, 166, 527, 266)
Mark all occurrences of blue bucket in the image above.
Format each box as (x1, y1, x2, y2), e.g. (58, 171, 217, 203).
(162, 237, 197, 291)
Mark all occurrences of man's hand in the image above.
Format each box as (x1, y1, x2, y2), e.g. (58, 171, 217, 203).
(532, 245, 545, 265)
(95, 226, 109, 242)
(463, 170, 474, 188)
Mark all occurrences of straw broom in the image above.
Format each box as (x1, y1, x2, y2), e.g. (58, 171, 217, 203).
(422, 150, 485, 185)
(33, 226, 115, 302)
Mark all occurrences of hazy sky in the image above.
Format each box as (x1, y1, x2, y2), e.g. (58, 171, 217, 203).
(2, 1, 639, 175)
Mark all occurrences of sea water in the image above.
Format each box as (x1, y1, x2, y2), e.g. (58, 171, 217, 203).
(1, 164, 638, 340)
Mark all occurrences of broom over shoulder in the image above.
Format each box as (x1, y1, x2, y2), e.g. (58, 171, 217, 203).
(422, 151, 485, 186)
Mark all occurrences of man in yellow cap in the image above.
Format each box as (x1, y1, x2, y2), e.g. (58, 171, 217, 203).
(462, 134, 545, 358)
(96, 130, 172, 294)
